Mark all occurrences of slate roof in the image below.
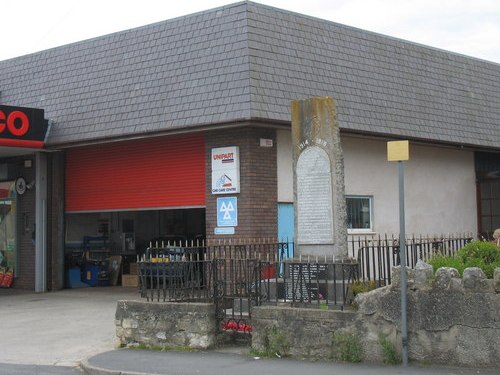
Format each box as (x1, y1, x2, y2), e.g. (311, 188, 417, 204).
(0, 1, 499, 149)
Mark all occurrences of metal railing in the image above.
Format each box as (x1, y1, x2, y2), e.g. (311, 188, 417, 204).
(138, 242, 358, 333)
(138, 242, 295, 304)
(137, 234, 473, 331)
(350, 233, 474, 286)
(138, 234, 474, 298)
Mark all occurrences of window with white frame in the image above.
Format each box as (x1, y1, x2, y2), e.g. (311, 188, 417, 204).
(346, 196, 373, 232)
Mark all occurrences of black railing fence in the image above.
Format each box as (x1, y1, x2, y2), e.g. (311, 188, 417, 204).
(350, 233, 474, 286)
(138, 241, 356, 333)
(138, 234, 473, 331)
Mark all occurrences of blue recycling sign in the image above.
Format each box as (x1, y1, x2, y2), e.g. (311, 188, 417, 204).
(217, 197, 238, 227)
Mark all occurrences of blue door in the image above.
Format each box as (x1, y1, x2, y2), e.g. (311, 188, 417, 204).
(278, 203, 294, 259)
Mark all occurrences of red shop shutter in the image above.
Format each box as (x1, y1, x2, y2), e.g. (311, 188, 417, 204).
(65, 134, 205, 212)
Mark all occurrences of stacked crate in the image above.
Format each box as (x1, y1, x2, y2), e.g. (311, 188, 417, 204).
(122, 262, 139, 287)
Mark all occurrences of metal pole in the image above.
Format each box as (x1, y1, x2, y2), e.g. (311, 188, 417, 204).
(35, 152, 48, 293)
(399, 160, 408, 366)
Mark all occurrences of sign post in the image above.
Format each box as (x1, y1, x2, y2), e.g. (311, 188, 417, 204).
(387, 140, 409, 367)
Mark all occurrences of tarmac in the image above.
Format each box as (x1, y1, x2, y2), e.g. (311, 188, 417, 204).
(80, 348, 500, 375)
(1, 287, 499, 375)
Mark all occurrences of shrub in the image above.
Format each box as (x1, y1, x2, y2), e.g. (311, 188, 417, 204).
(351, 280, 377, 296)
(428, 240, 500, 278)
(458, 241, 500, 264)
(427, 254, 466, 275)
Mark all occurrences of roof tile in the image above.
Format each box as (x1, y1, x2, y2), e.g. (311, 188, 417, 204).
(0, 2, 498, 149)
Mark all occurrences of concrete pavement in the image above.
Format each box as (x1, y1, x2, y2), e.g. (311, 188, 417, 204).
(0, 287, 139, 366)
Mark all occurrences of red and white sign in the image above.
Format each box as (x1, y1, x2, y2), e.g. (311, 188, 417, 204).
(211, 146, 240, 194)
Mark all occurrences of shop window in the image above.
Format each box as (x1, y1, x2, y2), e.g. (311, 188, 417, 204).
(346, 196, 373, 233)
(0, 181, 17, 275)
(478, 180, 500, 237)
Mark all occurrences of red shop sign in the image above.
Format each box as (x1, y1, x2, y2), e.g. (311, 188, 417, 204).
(0, 105, 49, 148)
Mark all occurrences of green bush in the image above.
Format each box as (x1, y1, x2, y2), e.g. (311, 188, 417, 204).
(427, 254, 466, 275)
(458, 241, 500, 264)
(351, 280, 377, 296)
(428, 241, 500, 278)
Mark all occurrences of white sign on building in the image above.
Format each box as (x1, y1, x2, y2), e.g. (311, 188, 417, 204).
(211, 146, 240, 194)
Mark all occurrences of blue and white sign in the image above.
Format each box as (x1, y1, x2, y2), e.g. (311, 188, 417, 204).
(217, 197, 238, 227)
(214, 227, 235, 235)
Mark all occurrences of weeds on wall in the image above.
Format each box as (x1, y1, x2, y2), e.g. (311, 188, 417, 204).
(251, 325, 290, 358)
(378, 335, 400, 365)
(331, 331, 363, 363)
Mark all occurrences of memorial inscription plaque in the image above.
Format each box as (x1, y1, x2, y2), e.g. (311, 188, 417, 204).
(291, 96, 348, 258)
(296, 146, 333, 244)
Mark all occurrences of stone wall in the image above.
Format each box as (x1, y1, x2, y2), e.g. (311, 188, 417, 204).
(252, 265, 500, 368)
(251, 306, 357, 359)
(115, 301, 216, 349)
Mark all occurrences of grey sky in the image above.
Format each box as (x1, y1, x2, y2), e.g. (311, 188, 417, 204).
(2, 0, 500, 64)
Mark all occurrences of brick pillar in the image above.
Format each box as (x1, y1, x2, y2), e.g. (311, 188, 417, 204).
(205, 127, 277, 243)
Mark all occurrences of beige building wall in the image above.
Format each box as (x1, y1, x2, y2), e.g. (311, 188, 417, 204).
(277, 129, 294, 202)
(277, 130, 478, 235)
